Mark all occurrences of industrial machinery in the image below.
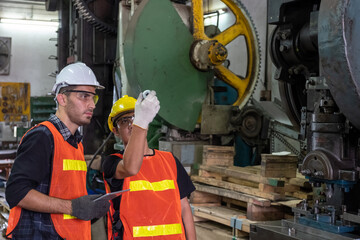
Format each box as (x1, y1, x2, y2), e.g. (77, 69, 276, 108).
(120, 0, 260, 131)
(250, 0, 360, 239)
(51, 0, 299, 163)
(49, 0, 360, 237)
(116, 0, 269, 166)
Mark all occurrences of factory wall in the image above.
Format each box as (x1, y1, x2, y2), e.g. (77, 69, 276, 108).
(0, 22, 58, 96)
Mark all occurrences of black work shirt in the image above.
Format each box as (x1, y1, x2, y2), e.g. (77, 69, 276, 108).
(102, 150, 196, 212)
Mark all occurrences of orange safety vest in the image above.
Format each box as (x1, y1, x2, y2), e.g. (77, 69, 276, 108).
(103, 155, 122, 240)
(120, 150, 185, 240)
(104, 175, 114, 240)
(6, 121, 91, 240)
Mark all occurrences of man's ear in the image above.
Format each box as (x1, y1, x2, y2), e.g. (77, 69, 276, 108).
(56, 94, 67, 106)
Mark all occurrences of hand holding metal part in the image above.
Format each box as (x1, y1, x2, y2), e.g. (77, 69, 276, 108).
(71, 194, 110, 221)
(132, 90, 160, 129)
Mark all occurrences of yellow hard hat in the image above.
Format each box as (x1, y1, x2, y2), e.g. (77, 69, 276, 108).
(108, 95, 136, 132)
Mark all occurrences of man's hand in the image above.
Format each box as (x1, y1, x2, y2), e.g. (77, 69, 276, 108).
(133, 90, 160, 129)
(71, 194, 110, 221)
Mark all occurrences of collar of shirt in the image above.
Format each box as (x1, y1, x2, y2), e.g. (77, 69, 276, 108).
(48, 114, 83, 144)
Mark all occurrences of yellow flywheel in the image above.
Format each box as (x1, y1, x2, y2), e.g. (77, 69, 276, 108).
(190, 0, 260, 108)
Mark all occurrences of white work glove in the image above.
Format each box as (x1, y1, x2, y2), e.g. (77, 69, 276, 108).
(132, 90, 160, 129)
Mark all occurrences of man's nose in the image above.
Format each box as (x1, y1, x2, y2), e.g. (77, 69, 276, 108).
(89, 100, 96, 109)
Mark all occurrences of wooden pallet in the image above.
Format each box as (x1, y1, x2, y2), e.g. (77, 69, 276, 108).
(199, 165, 285, 187)
(195, 221, 249, 240)
(193, 183, 271, 208)
(190, 147, 313, 238)
(192, 205, 253, 233)
(192, 175, 285, 201)
(195, 164, 313, 201)
(202, 145, 234, 166)
(260, 154, 298, 178)
(191, 163, 312, 220)
(192, 183, 289, 221)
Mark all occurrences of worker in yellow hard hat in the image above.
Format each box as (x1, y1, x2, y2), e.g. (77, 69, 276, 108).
(102, 91, 196, 240)
(107, 95, 137, 133)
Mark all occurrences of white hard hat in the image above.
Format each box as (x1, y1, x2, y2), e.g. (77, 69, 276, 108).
(52, 62, 105, 94)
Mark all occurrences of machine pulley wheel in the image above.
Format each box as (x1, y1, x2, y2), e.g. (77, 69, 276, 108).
(191, 0, 260, 108)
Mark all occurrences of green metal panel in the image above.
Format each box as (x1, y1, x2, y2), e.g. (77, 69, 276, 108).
(30, 96, 56, 124)
(123, 0, 213, 131)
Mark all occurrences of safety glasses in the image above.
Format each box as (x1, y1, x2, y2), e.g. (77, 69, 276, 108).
(116, 115, 135, 128)
(61, 90, 99, 105)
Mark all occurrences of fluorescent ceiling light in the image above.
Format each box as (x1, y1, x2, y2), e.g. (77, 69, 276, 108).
(0, 18, 59, 27)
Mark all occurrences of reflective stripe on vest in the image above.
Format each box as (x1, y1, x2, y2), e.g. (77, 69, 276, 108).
(120, 150, 185, 240)
(130, 179, 175, 192)
(133, 223, 183, 237)
(63, 159, 87, 171)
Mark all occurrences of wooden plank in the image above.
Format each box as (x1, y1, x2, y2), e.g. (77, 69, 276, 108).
(193, 205, 255, 234)
(202, 145, 234, 166)
(193, 215, 208, 222)
(193, 183, 271, 207)
(222, 197, 248, 209)
(258, 183, 285, 194)
(194, 210, 230, 226)
(203, 145, 235, 153)
(261, 168, 297, 178)
(261, 154, 298, 178)
(243, 165, 262, 173)
(198, 169, 223, 180)
(274, 199, 302, 208)
(190, 191, 221, 204)
(193, 205, 245, 225)
(227, 177, 259, 188)
(246, 202, 284, 221)
(261, 154, 298, 163)
(191, 203, 221, 207)
(195, 222, 248, 240)
(192, 176, 285, 201)
(201, 165, 260, 182)
(193, 205, 246, 226)
(202, 157, 233, 166)
(284, 183, 301, 192)
(286, 173, 312, 189)
(286, 191, 313, 200)
(200, 165, 285, 187)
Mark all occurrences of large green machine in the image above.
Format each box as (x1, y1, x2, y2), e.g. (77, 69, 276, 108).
(55, 0, 265, 166)
(118, 0, 260, 133)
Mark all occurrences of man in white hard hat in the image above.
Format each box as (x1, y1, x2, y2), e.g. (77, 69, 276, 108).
(6, 62, 110, 240)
